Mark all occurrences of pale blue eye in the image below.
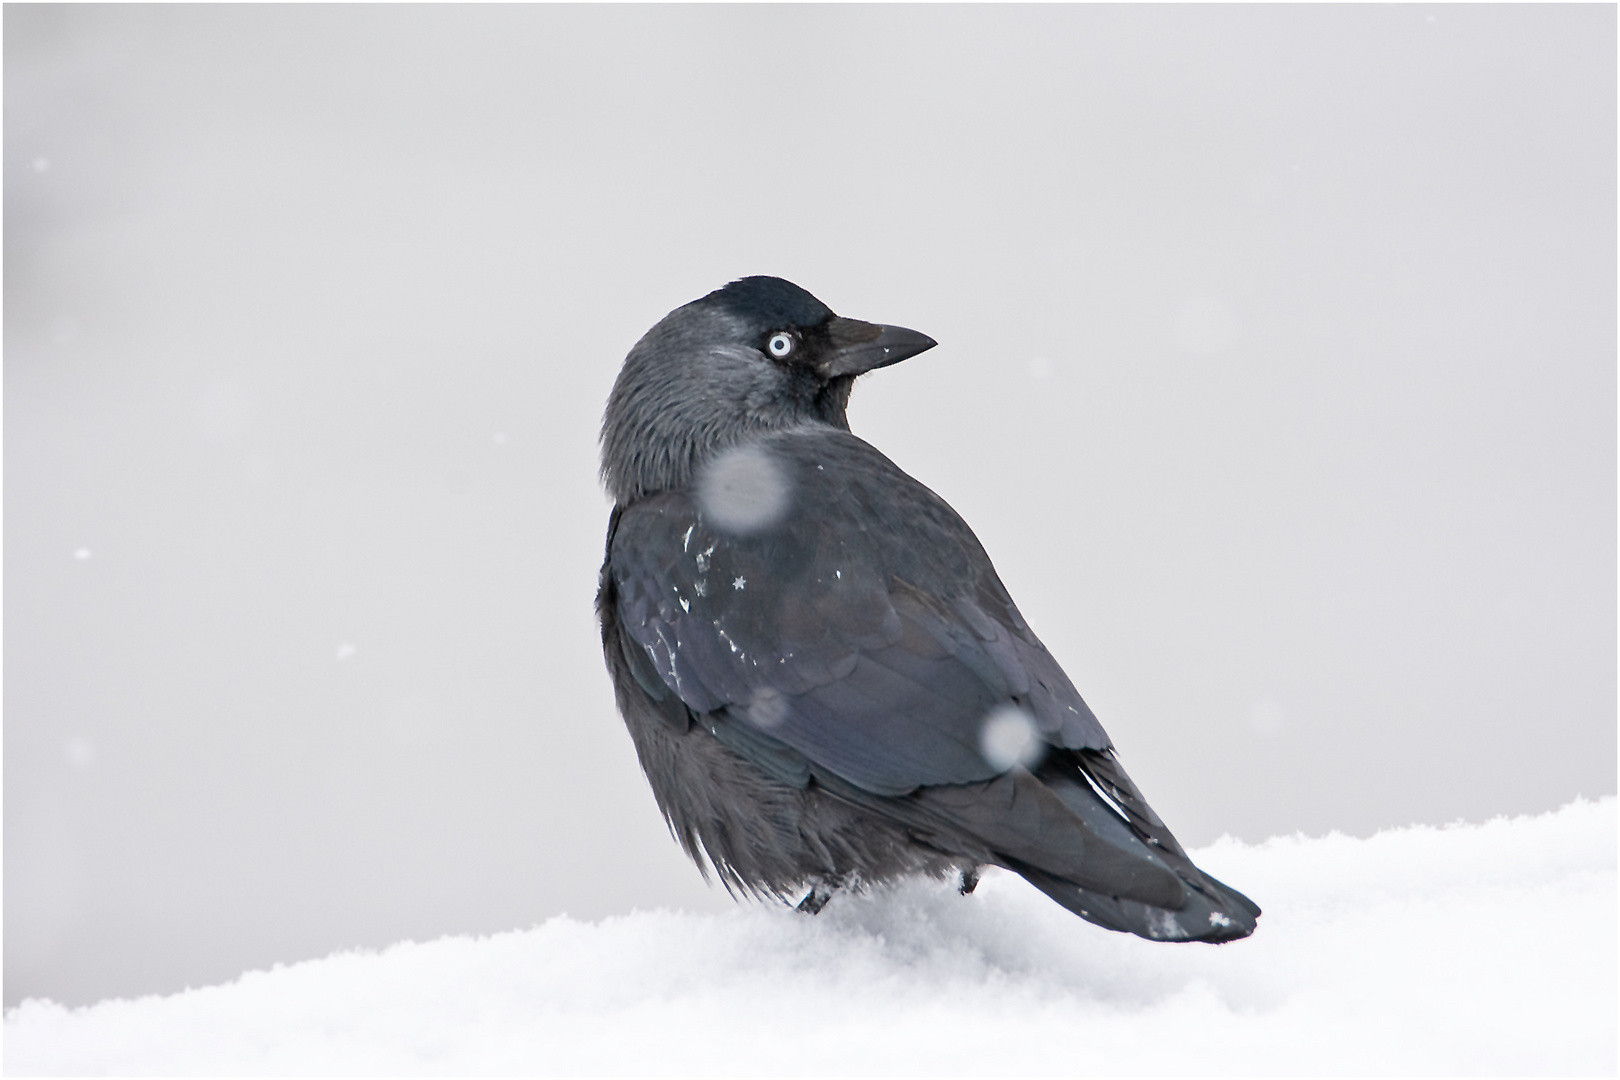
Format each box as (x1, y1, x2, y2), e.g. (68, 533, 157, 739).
(767, 333, 794, 358)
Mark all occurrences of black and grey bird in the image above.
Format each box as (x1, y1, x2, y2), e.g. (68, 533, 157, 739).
(596, 276, 1259, 942)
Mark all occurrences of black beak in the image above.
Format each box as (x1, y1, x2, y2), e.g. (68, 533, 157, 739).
(817, 317, 937, 379)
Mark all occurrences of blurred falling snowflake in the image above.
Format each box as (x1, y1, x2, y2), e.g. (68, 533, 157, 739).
(697, 445, 791, 535)
(64, 737, 95, 769)
(747, 686, 789, 728)
(979, 705, 1045, 772)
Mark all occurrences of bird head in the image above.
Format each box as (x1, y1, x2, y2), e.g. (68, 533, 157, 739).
(601, 277, 936, 504)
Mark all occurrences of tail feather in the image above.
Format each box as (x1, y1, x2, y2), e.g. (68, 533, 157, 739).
(818, 745, 1261, 943)
(910, 767, 1188, 909)
(1015, 860, 1258, 943)
(1034, 748, 1261, 941)
(910, 748, 1260, 943)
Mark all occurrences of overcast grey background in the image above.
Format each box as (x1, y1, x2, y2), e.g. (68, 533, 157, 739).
(6, 4, 1614, 1008)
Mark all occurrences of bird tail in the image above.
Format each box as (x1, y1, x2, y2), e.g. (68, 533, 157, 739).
(906, 747, 1260, 943)
(1012, 860, 1258, 942)
(1025, 749, 1260, 942)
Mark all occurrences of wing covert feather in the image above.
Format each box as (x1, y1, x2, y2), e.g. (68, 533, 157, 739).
(610, 428, 1109, 795)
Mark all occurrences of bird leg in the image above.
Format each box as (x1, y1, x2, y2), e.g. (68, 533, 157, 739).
(959, 865, 982, 895)
(795, 876, 841, 914)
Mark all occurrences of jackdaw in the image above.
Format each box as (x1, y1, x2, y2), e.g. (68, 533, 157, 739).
(597, 276, 1259, 941)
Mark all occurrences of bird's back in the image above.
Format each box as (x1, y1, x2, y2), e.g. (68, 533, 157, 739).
(600, 425, 1259, 941)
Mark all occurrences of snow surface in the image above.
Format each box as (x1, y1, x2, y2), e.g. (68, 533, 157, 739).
(6, 800, 1614, 1076)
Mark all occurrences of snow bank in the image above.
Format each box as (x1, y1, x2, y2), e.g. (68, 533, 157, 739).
(7, 800, 1614, 1076)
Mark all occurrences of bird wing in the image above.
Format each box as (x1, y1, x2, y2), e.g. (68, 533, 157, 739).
(608, 427, 1111, 797)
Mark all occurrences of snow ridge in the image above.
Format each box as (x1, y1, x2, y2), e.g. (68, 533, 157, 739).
(7, 799, 1614, 1076)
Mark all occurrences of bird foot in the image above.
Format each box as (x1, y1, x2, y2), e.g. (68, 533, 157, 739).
(959, 865, 982, 895)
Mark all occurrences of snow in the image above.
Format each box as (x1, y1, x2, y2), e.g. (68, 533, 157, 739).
(697, 445, 792, 535)
(979, 705, 1043, 771)
(6, 799, 1614, 1076)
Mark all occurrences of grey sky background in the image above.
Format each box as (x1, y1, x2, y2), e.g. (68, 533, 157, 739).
(6, 4, 1614, 1008)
